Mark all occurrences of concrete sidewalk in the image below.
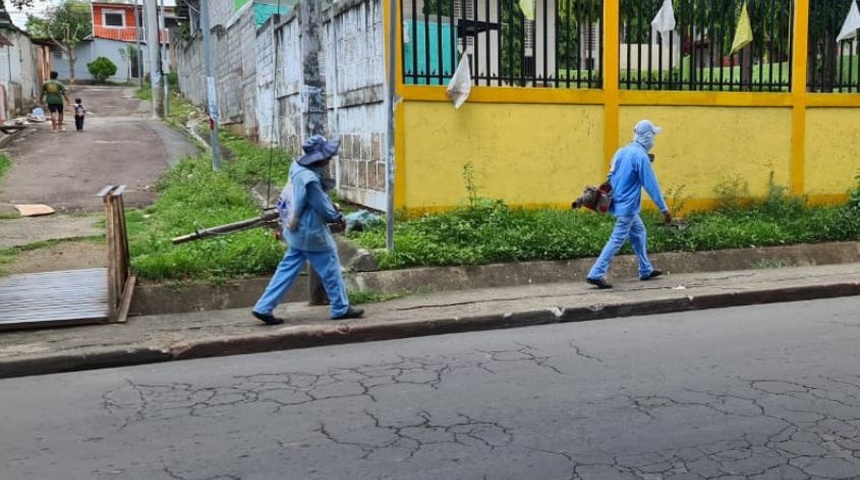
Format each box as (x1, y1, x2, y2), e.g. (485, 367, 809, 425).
(0, 262, 857, 379)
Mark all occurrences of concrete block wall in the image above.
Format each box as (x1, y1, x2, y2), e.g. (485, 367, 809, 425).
(175, 3, 257, 138)
(325, 0, 387, 211)
(274, 15, 304, 155)
(175, 36, 205, 107)
(255, 21, 276, 144)
(176, 0, 389, 212)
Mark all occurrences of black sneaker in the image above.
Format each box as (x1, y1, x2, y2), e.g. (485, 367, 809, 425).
(640, 269, 663, 281)
(333, 306, 364, 320)
(586, 277, 613, 289)
(252, 311, 285, 325)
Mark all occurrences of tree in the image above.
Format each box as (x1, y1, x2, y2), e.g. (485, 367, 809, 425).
(26, 0, 91, 84)
(87, 56, 117, 83)
(118, 44, 137, 82)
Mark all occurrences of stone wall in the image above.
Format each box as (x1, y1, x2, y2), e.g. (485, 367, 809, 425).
(324, 0, 387, 210)
(176, 0, 389, 211)
(174, 2, 258, 139)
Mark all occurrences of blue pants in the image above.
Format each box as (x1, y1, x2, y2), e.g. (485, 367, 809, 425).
(588, 214, 655, 280)
(253, 247, 350, 318)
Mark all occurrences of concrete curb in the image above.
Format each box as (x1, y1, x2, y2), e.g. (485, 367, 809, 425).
(4, 279, 858, 379)
(167, 281, 860, 361)
(129, 241, 860, 316)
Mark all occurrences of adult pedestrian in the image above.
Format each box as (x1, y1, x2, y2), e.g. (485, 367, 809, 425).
(586, 119, 672, 289)
(40, 71, 71, 132)
(251, 134, 364, 325)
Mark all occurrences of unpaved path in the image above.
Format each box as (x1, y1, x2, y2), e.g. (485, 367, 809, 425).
(1, 85, 198, 212)
(0, 85, 200, 274)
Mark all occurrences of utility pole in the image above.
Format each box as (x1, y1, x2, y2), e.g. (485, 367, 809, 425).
(135, 0, 143, 88)
(300, 0, 328, 305)
(200, 0, 221, 171)
(159, 0, 169, 116)
(145, 0, 163, 118)
(385, 0, 396, 251)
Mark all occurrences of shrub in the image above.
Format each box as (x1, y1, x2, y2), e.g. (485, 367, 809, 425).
(87, 56, 118, 83)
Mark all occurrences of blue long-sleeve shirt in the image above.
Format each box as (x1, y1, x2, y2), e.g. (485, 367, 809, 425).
(607, 142, 669, 216)
(280, 161, 344, 252)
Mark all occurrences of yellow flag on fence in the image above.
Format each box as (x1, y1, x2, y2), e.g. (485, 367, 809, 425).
(730, 0, 753, 55)
(519, 0, 535, 21)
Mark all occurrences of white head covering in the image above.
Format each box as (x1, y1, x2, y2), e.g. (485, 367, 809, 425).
(633, 119, 662, 151)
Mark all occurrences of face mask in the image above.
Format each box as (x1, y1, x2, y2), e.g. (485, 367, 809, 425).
(634, 131, 655, 151)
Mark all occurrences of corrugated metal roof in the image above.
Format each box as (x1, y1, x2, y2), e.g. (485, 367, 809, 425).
(0, 268, 109, 329)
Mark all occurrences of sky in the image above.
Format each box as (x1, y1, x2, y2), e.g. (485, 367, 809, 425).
(7, 0, 179, 31)
(7, 0, 61, 30)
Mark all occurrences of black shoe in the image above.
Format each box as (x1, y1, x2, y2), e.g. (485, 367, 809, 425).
(333, 306, 364, 320)
(586, 277, 613, 289)
(252, 311, 285, 325)
(640, 269, 663, 281)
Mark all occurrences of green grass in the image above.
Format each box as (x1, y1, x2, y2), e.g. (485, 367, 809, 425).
(0, 154, 16, 219)
(127, 130, 296, 283)
(125, 92, 860, 284)
(129, 139, 860, 282)
(350, 176, 860, 270)
(0, 237, 104, 276)
(348, 289, 410, 305)
(0, 154, 9, 179)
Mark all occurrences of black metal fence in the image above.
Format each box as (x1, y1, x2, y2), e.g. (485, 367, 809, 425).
(808, 0, 860, 92)
(401, 0, 603, 88)
(400, 0, 859, 93)
(619, 0, 792, 91)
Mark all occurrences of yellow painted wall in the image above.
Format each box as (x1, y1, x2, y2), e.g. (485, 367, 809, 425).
(619, 107, 793, 201)
(805, 108, 860, 199)
(399, 102, 802, 213)
(401, 102, 604, 211)
(391, 0, 855, 214)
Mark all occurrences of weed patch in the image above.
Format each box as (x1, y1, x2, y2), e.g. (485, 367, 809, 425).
(351, 176, 860, 270)
(129, 136, 860, 282)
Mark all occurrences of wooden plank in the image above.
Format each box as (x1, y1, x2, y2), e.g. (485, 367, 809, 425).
(114, 275, 136, 324)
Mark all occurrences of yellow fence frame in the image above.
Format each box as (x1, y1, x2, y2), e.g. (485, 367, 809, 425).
(386, 0, 856, 210)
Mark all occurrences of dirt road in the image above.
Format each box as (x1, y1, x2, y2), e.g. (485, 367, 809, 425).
(0, 85, 200, 274)
(1, 85, 198, 212)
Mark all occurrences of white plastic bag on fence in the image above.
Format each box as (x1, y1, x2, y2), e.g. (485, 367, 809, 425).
(446, 53, 472, 110)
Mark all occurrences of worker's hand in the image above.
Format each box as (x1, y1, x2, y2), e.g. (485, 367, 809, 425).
(333, 203, 342, 213)
(273, 229, 283, 241)
(663, 211, 673, 224)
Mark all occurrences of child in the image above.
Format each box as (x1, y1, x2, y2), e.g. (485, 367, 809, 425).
(73, 98, 86, 132)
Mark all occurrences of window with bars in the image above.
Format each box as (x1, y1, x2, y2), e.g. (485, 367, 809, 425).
(103, 10, 126, 28)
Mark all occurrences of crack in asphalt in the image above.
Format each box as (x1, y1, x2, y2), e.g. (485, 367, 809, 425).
(99, 354, 860, 479)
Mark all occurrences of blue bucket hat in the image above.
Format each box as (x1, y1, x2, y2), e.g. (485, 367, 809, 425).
(297, 134, 340, 166)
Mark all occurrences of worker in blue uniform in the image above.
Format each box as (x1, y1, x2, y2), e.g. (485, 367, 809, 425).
(586, 120, 673, 289)
(252, 135, 364, 324)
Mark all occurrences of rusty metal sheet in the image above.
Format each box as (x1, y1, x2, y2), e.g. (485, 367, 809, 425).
(0, 269, 108, 329)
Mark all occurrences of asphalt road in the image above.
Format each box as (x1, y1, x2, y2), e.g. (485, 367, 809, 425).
(0, 85, 198, 212)
(2, 298, 859, 480)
